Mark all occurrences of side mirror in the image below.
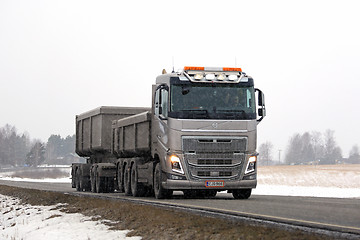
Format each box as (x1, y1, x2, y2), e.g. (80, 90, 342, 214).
(258, 91, 264, 106)
(255, 88, 266, 123)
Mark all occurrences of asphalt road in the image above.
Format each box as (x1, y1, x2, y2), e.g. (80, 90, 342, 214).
(1, 180, 359, 236)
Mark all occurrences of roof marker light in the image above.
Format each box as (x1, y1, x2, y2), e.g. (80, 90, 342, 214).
(184, 66, 205, 71)
(223, 67, 242, 72)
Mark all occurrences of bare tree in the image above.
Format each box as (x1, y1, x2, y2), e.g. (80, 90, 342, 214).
(258, 141, 274, 166)
(285, 133, 302, 165)
(349, 145, 360, 164)
(26, 141, 45, 167)
(323, 129, 342, 164)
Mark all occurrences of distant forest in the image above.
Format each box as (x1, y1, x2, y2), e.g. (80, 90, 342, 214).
(259, 129, 360, 166)
(0, 124, 83, 168)
(1, 124, 359, 168)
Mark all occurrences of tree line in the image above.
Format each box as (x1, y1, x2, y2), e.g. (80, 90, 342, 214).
(0, 124, 82, 168)
(259, 129, 360, 165)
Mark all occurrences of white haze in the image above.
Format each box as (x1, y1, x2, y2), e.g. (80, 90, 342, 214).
(1, 0, 360, 158)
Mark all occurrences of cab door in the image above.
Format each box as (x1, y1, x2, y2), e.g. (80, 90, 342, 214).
(152, 84, 169, 155)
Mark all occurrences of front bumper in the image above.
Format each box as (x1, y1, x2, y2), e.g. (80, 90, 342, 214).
(162, 178, 257, 190)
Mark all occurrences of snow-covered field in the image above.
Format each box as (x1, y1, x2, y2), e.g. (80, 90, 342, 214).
(0, 194, 141, 240)
(1, 164, 360, 240)
(254, 164, 360, 198)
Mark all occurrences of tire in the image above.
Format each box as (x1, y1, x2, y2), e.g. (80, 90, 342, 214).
(104, 177, 114, 193)
(90, 168, 96, 193)
(117, 163, 124, 193)
(80, 176, 90, 192)
(232, 189, 252, 199)
(95, 169, 105, 193)
(123, 164, 132, 196)
(75, 168, 82, 191)
(131, 162, 146, 197)
(154, 163, 172, 199)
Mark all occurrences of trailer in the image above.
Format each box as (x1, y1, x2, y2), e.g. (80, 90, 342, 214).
(72, 66, 266, 199)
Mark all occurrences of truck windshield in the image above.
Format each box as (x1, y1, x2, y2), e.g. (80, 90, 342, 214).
(169, 83, 256, 120)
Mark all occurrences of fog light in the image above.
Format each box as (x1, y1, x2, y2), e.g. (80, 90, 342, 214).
(167, 173, 187, 180)
(242, 173, 256, 180)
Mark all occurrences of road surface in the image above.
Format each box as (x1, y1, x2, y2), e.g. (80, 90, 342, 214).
(1, 180, 359, 236)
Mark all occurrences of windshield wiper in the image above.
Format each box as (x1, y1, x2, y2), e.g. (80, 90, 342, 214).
(182, 109, 209, 118)
(216, 109, 248, 118)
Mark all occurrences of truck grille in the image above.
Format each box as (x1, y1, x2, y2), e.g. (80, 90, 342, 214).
(182, 136, 247, 180)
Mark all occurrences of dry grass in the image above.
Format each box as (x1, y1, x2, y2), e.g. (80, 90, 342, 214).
(0, 184, 339, 240)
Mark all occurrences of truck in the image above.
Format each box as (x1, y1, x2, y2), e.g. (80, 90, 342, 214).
(72, 66, 266, 199)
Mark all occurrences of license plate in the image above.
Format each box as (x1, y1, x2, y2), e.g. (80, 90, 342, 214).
(205, 180, 224, 188)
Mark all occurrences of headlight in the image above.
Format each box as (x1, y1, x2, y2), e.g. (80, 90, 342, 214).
(169, 155, 184, 174)
(245, 155, 257, 174)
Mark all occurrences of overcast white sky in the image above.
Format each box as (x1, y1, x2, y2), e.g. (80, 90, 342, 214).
(1, 0, 359, 158)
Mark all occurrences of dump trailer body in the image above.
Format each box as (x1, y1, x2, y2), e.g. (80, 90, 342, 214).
(75, 106, 150, 157)
(112, 111, 152, 158)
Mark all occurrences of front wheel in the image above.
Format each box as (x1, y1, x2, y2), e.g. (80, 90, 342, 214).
(154, 163, 172, 199)
(232, 189, 252, 199)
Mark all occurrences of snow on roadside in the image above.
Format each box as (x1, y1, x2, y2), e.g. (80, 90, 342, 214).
(0, 176, 71, 183)
(0, 194, 141, 240)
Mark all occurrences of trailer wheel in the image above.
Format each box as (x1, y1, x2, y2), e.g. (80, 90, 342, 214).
(232, 189, 252, 199)
(90, 167, 96, 193)
(123, 164, 132, 196)
(75, 168, 82, 191)
(130, 162, 146, 197)
(95, 169, 105, 193)
(105, 177, 115, 193)
(117, 163, 124, 193)
(154, 163, 172, 199)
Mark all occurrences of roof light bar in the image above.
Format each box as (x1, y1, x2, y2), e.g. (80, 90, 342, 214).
(184, 66, 242, 72)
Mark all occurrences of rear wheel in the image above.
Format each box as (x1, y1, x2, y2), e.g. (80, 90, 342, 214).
(90, 167, 96, 193)
(75, 168, 82, 191)
(154, 163, 172, 199)
(105, 177, 114, 193)
(123, 164, 132, 196)
(131, 162, 146, 197)
(232, 189, 252, 199)
(117, 163, 124, 193)
(95, 169, 105, 193)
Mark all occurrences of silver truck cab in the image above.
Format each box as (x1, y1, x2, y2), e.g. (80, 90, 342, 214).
(151, 66, 266, 198)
